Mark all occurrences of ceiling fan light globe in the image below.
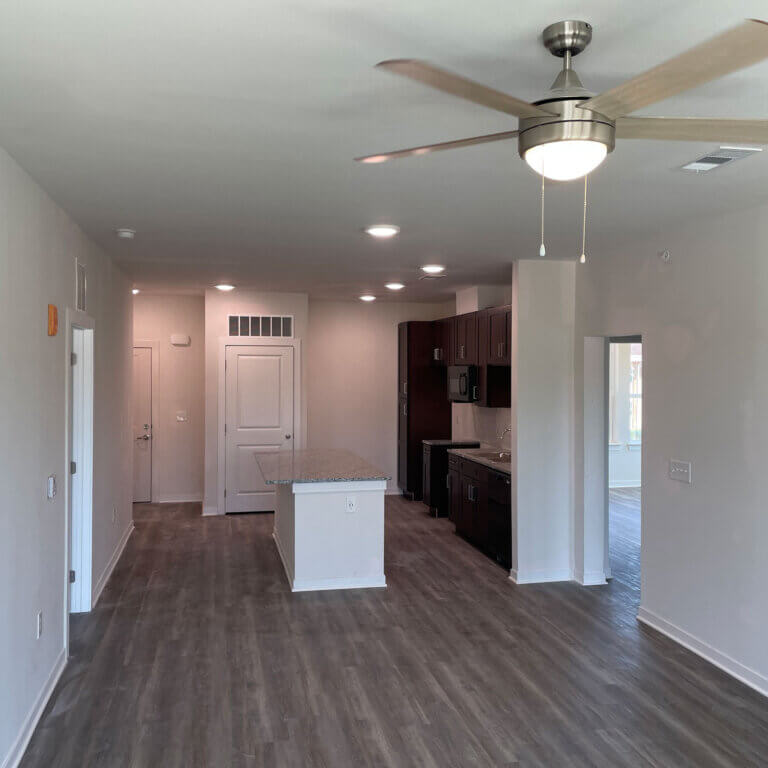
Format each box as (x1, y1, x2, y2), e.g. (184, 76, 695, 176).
(524, 140, 607, 181)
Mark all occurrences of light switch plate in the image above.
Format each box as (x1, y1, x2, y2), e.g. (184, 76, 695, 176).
(669, 459, 692, 484)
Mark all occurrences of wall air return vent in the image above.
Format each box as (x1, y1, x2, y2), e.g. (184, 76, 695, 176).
(680, 145, 762, 173)
(228, 315, 293, 338)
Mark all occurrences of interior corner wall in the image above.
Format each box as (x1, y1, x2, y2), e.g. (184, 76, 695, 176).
(574, 202, 768, 695)
(0, 146, 133, 767)
(133, 294, 205, 502)
(306, 299, 453, 492)
(203, 289, 309, 514)
(512, 260, 575, 584)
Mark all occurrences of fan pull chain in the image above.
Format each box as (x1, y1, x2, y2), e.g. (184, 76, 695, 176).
(539, 171, 546, 257)
(580, 174, 588, 264)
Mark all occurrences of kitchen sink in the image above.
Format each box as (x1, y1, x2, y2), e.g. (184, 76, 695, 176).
(473, 450, 512, 463)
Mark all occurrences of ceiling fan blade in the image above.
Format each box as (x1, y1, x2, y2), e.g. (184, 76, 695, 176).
(355, 130, 519, 163)
(578, 19, 768, 119)
(376, 59, 555, 119)
(616, 116, 768, 143)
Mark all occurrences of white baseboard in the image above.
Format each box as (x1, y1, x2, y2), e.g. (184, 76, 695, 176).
(637, 607, 768, 699)
(1, 648, 66, 768)
(202, 505, 221, 516)
(609, 481, 641, 489)
(574, 569, 608, 586)
(155, 493, 202, 503)
(509, 567, 572, 585)
(92, 523, 133, 608)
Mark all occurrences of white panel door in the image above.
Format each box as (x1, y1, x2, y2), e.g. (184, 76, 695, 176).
(132, 347, 152, 502)
(225, 345, 294, 512)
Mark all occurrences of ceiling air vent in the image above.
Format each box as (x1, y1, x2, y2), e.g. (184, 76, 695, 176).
(419, 274, 446, 280)
(680, 145, 762, 173)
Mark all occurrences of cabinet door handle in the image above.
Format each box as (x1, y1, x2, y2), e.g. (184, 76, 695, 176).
(403, 403, 408, 416)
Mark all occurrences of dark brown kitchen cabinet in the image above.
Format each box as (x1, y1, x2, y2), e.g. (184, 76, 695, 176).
(453, 312, 478, 364)
(448, 455, 512, 569)
(432, 317, 453, 366)
(422, 440, 480, 516)
(485, 305, 512, 365)
(397, 322, 451, 500)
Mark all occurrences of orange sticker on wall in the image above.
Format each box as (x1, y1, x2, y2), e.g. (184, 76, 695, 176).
(48, 304, 58, 336)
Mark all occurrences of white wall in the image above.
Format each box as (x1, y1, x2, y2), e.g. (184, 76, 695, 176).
(512, 260, 575, 584)
(306, 299, 452, 492)
(609, 343, 641, 488)
(575, 202, 768, 694)
(452, 283, 512, 447)
(203, 289, 309, 514)
(133, 294, 205, 502)
(0, 147, 133, 767)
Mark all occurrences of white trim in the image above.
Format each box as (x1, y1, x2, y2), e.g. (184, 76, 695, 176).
(609, 480, 641, 489)
(291, 575, 387, 592)
(155, 493, 202, 503)
(202, 505, 219, 517)
(92, 523, 134, 608)
(509, 568, 572, 584)
(637, 607, 768, 698)
(216, 337, 303, 515)
(574, 569, 608, 586)
(133, 340, 160, 502)
(1, 648, 66, 768)
(291, 479, 387, 494)
(64, 309, 95, 651)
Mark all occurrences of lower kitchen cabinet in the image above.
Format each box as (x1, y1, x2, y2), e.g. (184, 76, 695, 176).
(449, 456, 511, 569)
(423, 440, 481, 517)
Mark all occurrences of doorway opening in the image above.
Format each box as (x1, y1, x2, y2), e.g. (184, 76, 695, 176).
(132, 346, 153, 502)
(68, 316, 94, 619)
(607, 337, 642, 596)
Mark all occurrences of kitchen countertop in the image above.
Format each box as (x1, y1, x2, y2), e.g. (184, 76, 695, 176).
(422, 439, 481, 447)
(257, 449, 390, 485)
(447, 447, 512, 475)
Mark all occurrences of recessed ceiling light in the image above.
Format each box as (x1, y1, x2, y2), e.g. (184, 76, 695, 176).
(365, 224, 400, 238)
(360, 156, 388, 164)
(385, 282, 405, 291)
(359, 295, 376, 302)
(215, 284, 235, 292)
(116, 228, 136, 239)
(420, 264, 445, 274)
(131, 288, 140, 295)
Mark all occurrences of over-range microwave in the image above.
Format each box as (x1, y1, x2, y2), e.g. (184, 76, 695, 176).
(447, 365, 479, 403)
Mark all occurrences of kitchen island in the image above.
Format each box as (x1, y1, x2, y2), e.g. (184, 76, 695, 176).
(257, 449, 389, 592)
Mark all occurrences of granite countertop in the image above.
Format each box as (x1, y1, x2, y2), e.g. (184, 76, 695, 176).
(422, 439, 481, 447)
(447, 447, 512, 475)
(257, 449, 390, 485)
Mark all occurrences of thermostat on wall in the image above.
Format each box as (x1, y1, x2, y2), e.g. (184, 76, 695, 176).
(170, 334, 191, 346)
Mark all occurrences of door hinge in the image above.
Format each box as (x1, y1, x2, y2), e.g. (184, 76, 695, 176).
(224, 423, 227, 434)
(70, 461, 77, 474)
(224, 489, 227, 498)
(71, 352, 77, 365)
(69, 570, 76, 584)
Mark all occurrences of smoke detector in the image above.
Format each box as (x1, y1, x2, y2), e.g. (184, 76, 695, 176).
(680, 145, 762, 173)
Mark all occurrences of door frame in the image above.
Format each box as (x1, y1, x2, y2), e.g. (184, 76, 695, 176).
(65, 309, 94, 642)
(133, 339, 160, 502)
(216, 337, 303, 515)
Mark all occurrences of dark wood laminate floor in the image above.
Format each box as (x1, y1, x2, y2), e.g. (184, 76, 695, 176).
(609, 487, 641, 594)
(21, 496, 768, 767)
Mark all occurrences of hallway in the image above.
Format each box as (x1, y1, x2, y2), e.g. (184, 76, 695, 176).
(609, 487, 641, 593)
(20, 497, 768, 767)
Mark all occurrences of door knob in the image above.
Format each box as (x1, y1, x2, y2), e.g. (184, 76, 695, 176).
(136, 434, 150, 441)
(285, 434, 292, 439)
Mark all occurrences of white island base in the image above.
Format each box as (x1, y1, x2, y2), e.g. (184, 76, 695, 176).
(272, 479, 387, 592)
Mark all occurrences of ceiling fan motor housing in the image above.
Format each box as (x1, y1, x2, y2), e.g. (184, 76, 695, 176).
(519, 20, 615, 166)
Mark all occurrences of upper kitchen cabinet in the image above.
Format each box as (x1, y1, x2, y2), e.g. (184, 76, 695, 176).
(453, 312, 478, 365)
(481, 304, 512, 365)
(432, 317, 453, 366)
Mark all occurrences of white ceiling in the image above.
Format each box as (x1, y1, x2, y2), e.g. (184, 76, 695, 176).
(2, 0, 768, 300)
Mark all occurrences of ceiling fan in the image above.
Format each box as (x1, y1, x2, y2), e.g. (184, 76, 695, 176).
(355, 19, 768, 181)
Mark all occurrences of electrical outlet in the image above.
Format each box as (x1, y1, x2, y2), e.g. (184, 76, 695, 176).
(47, 474, 57, 500)
(36, 611, 43, 639)
(345, 496, 357, 514)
